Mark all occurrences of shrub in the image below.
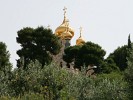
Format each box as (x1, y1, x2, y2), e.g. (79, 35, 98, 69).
(0, 61, 128, 99)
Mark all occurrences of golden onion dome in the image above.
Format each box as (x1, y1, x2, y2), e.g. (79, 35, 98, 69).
(60, 30, 73, 40)
(76, 36, 85, 45)
(76, 27, 85, 45)
(55, 7, 74, 40)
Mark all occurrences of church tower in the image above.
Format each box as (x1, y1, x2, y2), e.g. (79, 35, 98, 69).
(53, 7, 75, 67)
(55, 7, 74, 48)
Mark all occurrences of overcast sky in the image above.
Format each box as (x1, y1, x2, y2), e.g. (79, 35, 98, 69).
(0, 0, 133, 67)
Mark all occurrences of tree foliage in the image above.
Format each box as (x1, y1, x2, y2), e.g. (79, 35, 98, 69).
(16, 27, 61, 69)
(128, 34, 131, 48)
(63, 45, 81, 64)
(0, 42, 12, 97)
(100, 57, 119, 74)
(0, 42, 12, 74)
(63, 41, 106, 70)
(125, 43, 133, 99)
(107, 45, 129, 71)
(0, 61, 128, 99)
(107, 35, 132, 71)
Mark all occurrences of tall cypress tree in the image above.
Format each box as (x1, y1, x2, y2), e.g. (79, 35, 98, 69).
(125, 43, 133, 99)
(128, 34, 131, 48)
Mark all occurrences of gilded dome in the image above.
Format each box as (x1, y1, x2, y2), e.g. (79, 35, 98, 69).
(76, 27, 85, 45)
(59, 27, 73, 39)
(76, 36, 85, 45)
(55, 7, 74, 40)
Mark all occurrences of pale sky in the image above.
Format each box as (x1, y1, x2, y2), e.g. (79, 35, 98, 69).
(0, 0, 133, 67)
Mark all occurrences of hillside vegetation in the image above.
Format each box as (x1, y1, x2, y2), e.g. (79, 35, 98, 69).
(0, 61, 129, 100)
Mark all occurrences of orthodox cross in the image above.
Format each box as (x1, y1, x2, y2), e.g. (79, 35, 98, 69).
(79, 27, 83, 37)
(63, 7, 67, 18)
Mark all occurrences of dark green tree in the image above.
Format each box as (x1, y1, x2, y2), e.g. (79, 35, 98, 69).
(107, 45, 128, 71)
(16, 27, 61, 69)
(125, 43, 133, 99)
(107, 35, 132, 71)
(100, 57, 119, 74)
(128, 34, 131, 48)
(63, 45, 81, 66)
(63, 41, 106, 70)
(0, 42, 12, 75)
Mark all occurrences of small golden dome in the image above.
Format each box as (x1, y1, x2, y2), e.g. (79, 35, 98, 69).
(55, 7, 74, 40)
(76, 37, 85, 45)
(76, 27, 85, 45)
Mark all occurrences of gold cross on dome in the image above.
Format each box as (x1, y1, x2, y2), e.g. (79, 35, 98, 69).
(63, 7, 67, 17)
(79, 27, 83, 37)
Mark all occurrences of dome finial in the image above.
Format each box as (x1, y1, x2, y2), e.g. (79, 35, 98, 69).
(79, 27, 83, 37)
(63, 7, 67, 20)
(66, 19, 69, 31)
